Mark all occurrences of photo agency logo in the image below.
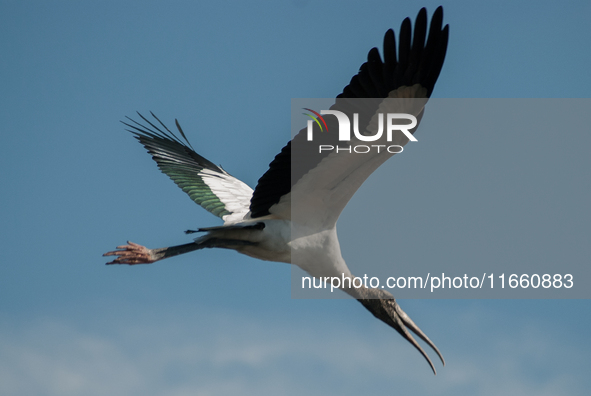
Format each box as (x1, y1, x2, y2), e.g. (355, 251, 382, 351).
(302, 108, 418, 154)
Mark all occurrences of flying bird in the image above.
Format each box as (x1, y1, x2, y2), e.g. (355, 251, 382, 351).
(104, 6, 449, 374)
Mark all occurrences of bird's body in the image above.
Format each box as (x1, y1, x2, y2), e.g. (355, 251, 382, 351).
(105, 7, 449, 374)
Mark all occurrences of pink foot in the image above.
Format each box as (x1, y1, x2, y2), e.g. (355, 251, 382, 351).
(103, 241, 157, 265)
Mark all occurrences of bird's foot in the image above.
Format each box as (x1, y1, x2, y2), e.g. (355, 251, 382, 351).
(103, 241, 158, 265)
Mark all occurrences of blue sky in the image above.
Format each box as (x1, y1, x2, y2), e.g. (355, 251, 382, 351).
(1, 0, 590, 394)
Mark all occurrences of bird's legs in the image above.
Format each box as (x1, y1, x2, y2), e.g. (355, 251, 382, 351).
(103, 238, 257, 265)
(342, 284, 444, 375)
(103, 241, 202, 265)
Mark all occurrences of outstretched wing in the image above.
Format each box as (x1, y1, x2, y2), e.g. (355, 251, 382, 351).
(123, 112, 253, 224)
(250, 7, 449, 225)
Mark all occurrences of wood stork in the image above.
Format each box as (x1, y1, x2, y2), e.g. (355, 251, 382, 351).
(104, 7, 449, 374)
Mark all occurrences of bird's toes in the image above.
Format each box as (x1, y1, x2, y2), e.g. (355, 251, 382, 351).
(103, 242, 156, 265)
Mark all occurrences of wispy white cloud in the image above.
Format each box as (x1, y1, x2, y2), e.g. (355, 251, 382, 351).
(0, 303, 587, 396)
